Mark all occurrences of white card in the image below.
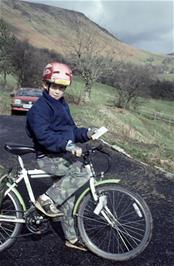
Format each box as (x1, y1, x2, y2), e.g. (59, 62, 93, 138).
(92, 127, 108, 139)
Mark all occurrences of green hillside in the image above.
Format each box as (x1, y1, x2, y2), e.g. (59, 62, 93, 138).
(1, 0, 166, 64)
(68, 79, 174, 171)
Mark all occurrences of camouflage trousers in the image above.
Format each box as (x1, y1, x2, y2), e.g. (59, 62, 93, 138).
(37, 155, 90, 241)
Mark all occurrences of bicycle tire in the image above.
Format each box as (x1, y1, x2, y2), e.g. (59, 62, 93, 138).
(77, 184, 153, 261)
(0, 190, 23, 252)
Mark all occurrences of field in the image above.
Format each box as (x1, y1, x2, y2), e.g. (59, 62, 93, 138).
(0, 75, 174, 172)
(67, 78, 174, 172)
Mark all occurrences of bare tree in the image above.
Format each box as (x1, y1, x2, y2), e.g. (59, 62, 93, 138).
(71, 25, 113, 102)
(113, 62, 153, 110)
(0, 19, 15, 88)
(11, 40, 51, 87)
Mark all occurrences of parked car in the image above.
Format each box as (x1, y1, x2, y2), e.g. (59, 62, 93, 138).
(11, 87, 42, 115)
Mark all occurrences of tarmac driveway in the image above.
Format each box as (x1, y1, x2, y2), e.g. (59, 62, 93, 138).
(0, 115, 174, 266)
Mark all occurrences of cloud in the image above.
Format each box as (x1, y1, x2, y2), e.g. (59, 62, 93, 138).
(84, 0, 104, 20)
(96, 1, 174, 54)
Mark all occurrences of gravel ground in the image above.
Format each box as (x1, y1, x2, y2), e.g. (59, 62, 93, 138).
(0, 115, 174, 266)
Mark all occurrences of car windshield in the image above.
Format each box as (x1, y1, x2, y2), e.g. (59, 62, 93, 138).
(16, 89, 42, 97)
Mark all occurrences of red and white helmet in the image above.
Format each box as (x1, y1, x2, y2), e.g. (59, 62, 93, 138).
(42, 62, 72, 86)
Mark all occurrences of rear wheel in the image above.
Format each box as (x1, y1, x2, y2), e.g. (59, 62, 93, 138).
(77, 184, 153, 261)
(0, 191, 23, 252)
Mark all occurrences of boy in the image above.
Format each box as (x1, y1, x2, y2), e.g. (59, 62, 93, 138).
(26, 62, 96, 251)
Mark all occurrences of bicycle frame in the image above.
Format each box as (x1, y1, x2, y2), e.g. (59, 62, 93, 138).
(5, 156, 52, 201)
(0, 153, 121, 224)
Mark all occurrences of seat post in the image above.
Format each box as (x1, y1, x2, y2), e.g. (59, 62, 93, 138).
(18, 156, 25, 169)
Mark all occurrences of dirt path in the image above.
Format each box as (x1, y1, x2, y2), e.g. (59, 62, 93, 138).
(0, 115, 174, 266)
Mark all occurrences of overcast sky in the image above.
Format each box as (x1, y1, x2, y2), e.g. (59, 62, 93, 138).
(24, 0, 174, 55)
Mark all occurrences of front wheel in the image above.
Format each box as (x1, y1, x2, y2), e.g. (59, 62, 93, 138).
(77, 184, 153, 261)
(0, 190, 23, 252)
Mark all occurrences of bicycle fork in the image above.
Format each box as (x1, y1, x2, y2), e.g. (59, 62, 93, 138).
(85, 164, 119, 228)
(94, 196, 119, 228)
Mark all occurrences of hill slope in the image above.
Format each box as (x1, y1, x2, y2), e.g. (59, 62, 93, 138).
(1, 0, 164, 63)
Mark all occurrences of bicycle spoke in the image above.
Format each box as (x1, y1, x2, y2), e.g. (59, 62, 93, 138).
(0, 231, 7, 241)
(114, 191, 124, 213)
(119, 227, 144, 241)
(0, 225, 12, 237)
(122, 221, 145, 232)
(111, 226, 130, 252)
(85, 222, 108, 234)
(78, 214, 109, 226)
(0, 224, 15, 234)
(115, 228, 125, 254)
(107, 227, 113, 253)
(85, 222, 108, 243)
(117, 226, 142, 245)
(100, 228, 112, 251)
(118, 200, 135, 219)
(119, 209, 142, 221)
(116, 228, 130, 251)
(121, 224, 145, 238)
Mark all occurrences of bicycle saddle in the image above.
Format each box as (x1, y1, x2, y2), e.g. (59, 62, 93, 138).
(4, 143, 35, 155)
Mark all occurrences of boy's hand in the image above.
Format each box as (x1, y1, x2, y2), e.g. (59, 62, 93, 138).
(71, 145, 82, 157)
(66, 142, 82, 157)
(87, 128, 98, 139)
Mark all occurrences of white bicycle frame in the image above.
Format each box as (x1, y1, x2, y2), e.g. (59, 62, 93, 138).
(5, 156, 52, 203)
(0, 153, 120, 225)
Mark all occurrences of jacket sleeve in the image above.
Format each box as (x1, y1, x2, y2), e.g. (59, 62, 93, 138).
(27, 107, 75, 153)
(64, 101, 89, 143)
(73, 127, 89, 143)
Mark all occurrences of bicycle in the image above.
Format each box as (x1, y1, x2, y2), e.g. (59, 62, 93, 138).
(0, 137, 153, 261)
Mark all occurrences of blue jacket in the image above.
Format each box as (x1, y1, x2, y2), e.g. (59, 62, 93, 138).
(26, 90, 89, 154)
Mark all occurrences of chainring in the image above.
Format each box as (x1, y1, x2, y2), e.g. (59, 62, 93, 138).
(25, 206, 49, 234)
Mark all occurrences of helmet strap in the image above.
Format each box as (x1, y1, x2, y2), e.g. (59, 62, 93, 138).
(47, 82, 51, 94)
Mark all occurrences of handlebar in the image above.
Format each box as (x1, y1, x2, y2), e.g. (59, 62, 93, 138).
(82, 143, 111, 176)
(82, 144, 103, 157)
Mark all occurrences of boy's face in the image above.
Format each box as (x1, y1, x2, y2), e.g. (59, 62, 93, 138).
(47, 83, 66, 100)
